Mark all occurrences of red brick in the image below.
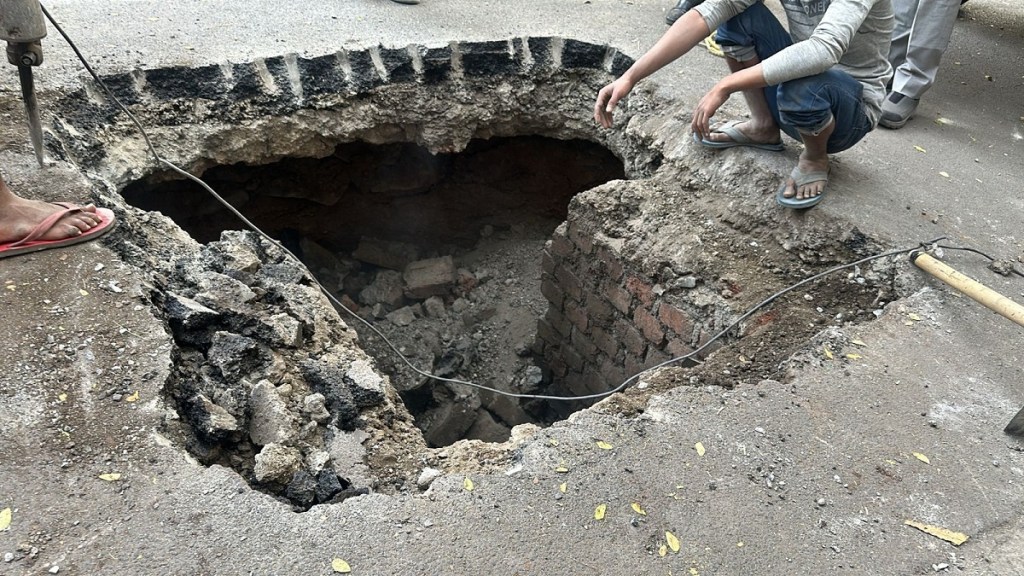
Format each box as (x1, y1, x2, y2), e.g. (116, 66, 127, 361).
(591, 325, 620, 359)
(536, 318, 561, 348)
(565, 300, 589, 333)
(549, 228, 575, 259)
(614, 318, 647, 357)
(600, 359, 627, 391)
(571, 328, 598, 358)
(546, 350, 569, 377)
(585, 292, 614, 326)
(633, 307, 665, 345)
(696, 329, 726, 359)
(658, 302, 694, 338)
(554, 265, 584, 302)
(562, 343, 585, 373)
(626, 276, 655, 307)
(540, 248, 556, 275)
(665, 338, 695, 359)
(605, 283, 632, 315)
(644, 346, 672, 370)
(540, 276, 564, 306)
(545, 307, 571, 338)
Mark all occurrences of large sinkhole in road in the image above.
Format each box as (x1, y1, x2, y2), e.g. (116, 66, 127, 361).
(124, 135, 626, 447)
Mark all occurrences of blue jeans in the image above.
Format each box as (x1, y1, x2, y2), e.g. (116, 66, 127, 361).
(714, 2, 873, 153)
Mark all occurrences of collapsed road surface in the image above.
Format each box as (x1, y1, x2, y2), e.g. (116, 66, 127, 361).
(1, 1, 1023, 574)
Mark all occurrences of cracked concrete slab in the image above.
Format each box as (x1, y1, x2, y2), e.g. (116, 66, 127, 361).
(1, 1, 1022, 574)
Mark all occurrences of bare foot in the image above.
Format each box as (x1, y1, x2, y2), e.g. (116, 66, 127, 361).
(704, 119, 782, 146)
(0, 196, 102, 245)
(780, 152, 831, 201)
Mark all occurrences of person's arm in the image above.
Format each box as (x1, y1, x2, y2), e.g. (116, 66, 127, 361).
(594, 9, 711, 128)
(691, 64, 767, 141)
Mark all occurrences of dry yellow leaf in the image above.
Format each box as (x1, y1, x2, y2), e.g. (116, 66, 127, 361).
(0, 507, 11, 531)
(548, 439, 559, 446)
(851, 339, 867, 347)
(596, 440, 613, 450)
(125, 391, 140, 403)
(846, 353, 862, 360)
(559, 483, 567, 493)
(658, 544, 667, 557)
(594, 504, 606, 520)
(914, 145, 927, 153)
(463, 477, 474, 491)
(666, 531, 680, 553)
(913, 452, 931, 464)
(904, 520, 969, 546)
(631, 502, 646, 516)
(58, 393, 67, 402)
(694, 442, 706, 457)
(939, 171, 950, 178)
(99, 473, 121, 482)
(79, 289, 89, 296)
(823, 347, 834, 360)
(909, 313, 922, 321)
(555, 465, 569, 473)
(331, 558, 352, 573)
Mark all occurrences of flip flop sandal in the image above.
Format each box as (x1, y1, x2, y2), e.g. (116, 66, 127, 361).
(776, 167, 830, 210)
(0, 202, 117, 260)
(698, 119, 785, 151)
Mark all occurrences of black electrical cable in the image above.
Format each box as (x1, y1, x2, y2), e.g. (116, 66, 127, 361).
(37, 4, 991, 403)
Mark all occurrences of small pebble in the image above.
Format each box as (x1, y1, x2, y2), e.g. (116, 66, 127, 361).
(3, 552, 14, 562)
(816, 498, 826, 507)
(49, 566, 60, 574)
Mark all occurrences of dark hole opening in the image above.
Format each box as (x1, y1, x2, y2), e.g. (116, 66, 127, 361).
(124, 135, 626, 446)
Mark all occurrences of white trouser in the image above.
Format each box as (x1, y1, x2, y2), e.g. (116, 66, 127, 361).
(887, 0, 961, 99)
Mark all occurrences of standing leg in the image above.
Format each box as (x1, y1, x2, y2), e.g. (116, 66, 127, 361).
(882, 0, 961, 128)
(0, 172, 103, 247)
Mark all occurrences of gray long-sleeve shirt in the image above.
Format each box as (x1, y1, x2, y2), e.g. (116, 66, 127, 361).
(694, 0, 894, 126)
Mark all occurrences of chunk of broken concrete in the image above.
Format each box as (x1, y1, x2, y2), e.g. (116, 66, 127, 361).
(249, 379, 298, 446)
(404, 256, 456, 299)
(253, 443, 302, 483)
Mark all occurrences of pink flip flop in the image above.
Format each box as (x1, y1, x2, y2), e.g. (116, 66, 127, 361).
(0, 202, 117, 260)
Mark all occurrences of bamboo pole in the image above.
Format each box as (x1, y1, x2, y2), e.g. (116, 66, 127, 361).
(910, 251, 1024, 328)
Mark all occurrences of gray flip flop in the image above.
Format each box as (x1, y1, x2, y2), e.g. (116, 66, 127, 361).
(699, 119, 785, 151)
(776, 167, 830, 210)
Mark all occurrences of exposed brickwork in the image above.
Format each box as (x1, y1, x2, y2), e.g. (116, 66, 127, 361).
(633, 307, 665, 345)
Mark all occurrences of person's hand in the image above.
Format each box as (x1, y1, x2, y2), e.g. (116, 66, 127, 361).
(594, 77, 635, 129)
(691, 84, 729, 142)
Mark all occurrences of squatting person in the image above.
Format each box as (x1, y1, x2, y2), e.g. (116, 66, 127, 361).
(595, 0, 894, 209)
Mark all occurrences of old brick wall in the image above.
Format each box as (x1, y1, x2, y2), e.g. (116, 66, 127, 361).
(536, 220, 725, 399)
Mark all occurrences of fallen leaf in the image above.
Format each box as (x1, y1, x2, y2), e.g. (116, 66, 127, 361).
(851, 339, 867, 347)
(555, 465, 569, 473)
(904, 519, 969, 546)
(913, 452, 931, 465)
(125, 391, 140, 403)
(594, 504, 606, 520)
(694, 442, 706, 457)
(0, 507, 11, 531)
(823, 347, 834, 360)
(58, 393, 67, 402)
(548, 439, 559, 446)
(331, 558, 352, 573)
(99, 473, 121, 482)
(631, 502, 646, 516)
(596, 440, 613, 450)
(559, 483, 567, 493)
(909, 313, 922, 321)
(845, 353, 862, 360)
(658, 544, 667, 557)
(463, 477, 474, 491)
(666, 531, 680, 553)
(737, 541, 744, 547)
(79, 289, 89, 296)
(4, 284, 14, 291)
(939, 171, 950, 178)
(689, 569, 700, 576)
(914, 145, 927, 153)
(934, 117, 950, 125)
